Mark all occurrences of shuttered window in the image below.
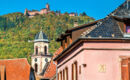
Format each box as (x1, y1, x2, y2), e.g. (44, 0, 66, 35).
(121, 58, 130, 80)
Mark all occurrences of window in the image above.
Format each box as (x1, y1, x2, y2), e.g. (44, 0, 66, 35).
(63, 69, 65, 80)
(58, 73, 60, 80)
(72, 61, 78, 80)
(44, 46, 47, 55)
(65, 67, 68, 80)
(126, 24, 130, 33)
(60, 71, 62, 80)
(124, 22, 130, 33)
(35, 46, 38, 55)
(120, 57, 130, 80)
(35, 63, 38, 72)
(124, 23, 130, 37)
(58, 71, 62, 80)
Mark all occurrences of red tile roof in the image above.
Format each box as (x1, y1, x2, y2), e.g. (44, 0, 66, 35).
(0, 58, 31, 80)
(43, 47, 63, 79)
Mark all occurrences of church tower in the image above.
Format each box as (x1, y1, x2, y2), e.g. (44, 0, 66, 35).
(31, 30, 52, 75)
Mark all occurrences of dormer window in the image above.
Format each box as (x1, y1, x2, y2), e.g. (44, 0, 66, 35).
(126, 24, 130, 33)
(123, 22, 130, 37)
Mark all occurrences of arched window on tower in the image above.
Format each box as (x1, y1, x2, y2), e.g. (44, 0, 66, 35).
(35, 63, 38, 72)
(36, 46, 38, 55)
(44, 46, 47, 55)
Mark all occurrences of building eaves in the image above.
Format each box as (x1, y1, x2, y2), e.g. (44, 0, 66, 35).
(54, 37, 130, 61)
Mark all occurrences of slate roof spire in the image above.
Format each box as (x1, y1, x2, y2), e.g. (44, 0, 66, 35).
(34, 28, 49, 42)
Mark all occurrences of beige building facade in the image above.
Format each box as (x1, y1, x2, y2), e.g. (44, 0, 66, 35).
(31, 30, 52, 75)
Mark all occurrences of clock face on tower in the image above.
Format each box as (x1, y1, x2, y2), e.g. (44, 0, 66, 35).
(35, 58, 37, 62)
(45, 58, 48, 62)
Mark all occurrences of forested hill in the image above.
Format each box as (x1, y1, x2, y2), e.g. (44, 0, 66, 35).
(0, 12, 94, 61)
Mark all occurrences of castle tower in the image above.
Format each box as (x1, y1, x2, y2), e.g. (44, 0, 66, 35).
(46, 3, 50, 11)
(31, 30, 52, 75)
(24, 8, 28, 16)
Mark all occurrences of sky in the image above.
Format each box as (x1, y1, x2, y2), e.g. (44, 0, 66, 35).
(0, 0, 125, 20)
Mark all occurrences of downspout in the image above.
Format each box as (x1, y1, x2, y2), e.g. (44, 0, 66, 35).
(53, 61, 58, 80)
(56, 64, 58, 80)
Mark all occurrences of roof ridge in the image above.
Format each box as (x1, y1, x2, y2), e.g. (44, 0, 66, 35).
(0, 58, 27, 61)
(80, 18, 105, 37)
(81, 25, 97, 37)
(109, 1, 126, 16)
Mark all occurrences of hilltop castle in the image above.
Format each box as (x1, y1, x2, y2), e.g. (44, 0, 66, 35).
(24, 3, 77, 18)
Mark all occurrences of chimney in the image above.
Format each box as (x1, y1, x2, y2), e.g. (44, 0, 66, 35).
(74, 21, 78, 27)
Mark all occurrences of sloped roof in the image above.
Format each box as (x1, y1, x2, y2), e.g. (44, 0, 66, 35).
(42, 47, 63, 79)
(84, 16, 123, 38)
(112, 1, 130, 18)
(54, 1, 130, 61)
(83, 0, 130, 38)
(34, 31, 49, 42)
(56, 20, 100, 41)
(66, 20, 100, 33)
(0, 58, 31, 80)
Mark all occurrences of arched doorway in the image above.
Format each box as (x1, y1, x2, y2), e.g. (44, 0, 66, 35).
(35, 63, 38, 72)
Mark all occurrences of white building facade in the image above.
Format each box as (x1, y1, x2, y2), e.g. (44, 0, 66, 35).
(31, 31, 52, 75)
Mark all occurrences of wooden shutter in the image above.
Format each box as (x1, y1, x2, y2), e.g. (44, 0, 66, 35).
(121, 58, 129, 80)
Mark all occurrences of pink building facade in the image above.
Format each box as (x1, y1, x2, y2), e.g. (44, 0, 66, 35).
(54, 1, 130, 80)
(56, 39, 130, 80)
